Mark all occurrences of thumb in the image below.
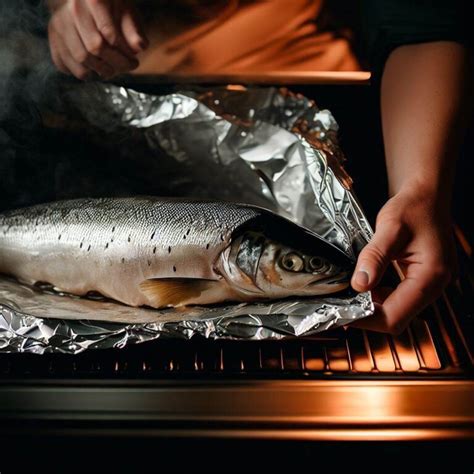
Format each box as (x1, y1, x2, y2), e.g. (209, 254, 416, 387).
(352, 219, 408, 292)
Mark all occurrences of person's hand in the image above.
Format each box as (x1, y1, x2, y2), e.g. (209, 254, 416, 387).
(351, 184, 457, 334)
(47, 0, 149, 80)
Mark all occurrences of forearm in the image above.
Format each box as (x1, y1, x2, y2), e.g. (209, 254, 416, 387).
(381, 41, 471, 212)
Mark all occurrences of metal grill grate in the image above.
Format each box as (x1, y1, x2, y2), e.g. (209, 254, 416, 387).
(0, 293, 472, 379)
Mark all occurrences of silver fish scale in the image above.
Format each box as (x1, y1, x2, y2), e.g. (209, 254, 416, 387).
(0, 197, 260, 244)
(0, 197, 262, 307)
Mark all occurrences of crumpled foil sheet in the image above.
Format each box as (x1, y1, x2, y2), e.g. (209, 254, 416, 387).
(0, 84, 374, 354)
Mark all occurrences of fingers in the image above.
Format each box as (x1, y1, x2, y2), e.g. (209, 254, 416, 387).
(59, 16, 114, 79)
(95, 42, 139, 74)
(349, 301, 392, 333)
(351, 263, 451, 334)
(351, 218, 409, 292)
(348, 192, 457, 335)
(86, 0, 121, 49)
(349, 286, 394, 331)
(48, 0, 142, 80)
(120, 5, 149, 53)
(76, 0, 138, 73)
(86, 0, 139, 58)
(54, 33, 92, 80)
(48, 24, 69, 75)
(381, 263, 450, 332)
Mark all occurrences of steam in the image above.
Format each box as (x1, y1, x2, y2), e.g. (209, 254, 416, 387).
(0, 0, 54, 121)
(0, 1, 59, 211)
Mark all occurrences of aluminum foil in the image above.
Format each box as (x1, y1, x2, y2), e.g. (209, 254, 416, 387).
(0, 84, 374, 354)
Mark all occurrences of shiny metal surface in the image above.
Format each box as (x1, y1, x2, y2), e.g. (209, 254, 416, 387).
(0, 309, 469, 377)
(0, 84, 375, 352)
(0, 381, 472, 440)
(0, 281, 372, 352)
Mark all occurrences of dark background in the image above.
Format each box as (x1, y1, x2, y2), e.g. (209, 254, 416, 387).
(0, 2, 472, 471)
(1, 436, 472, 473)
(1, 77, 472, 241)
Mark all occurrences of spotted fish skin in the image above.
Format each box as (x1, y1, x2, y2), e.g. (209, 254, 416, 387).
(0, 197, 354, 308)
(0, 197, 261, 307)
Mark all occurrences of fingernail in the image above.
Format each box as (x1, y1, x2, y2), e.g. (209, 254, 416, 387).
(355, 270, 370, 287)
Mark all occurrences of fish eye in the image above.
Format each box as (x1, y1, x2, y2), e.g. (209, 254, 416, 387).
(309, 256, 326, 271)
(280, 253, 304, 272)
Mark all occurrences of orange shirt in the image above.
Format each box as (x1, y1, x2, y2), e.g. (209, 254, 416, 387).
(134, 0, 361, 75)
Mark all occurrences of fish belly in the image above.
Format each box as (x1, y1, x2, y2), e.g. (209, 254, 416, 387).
(0, 197, 259, 307)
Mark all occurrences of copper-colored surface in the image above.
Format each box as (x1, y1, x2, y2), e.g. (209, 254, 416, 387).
(392, 330, 420, 372)
(454, 223, 472, 257)
(410, 318, 442, 370)
(16, 427, 470, 442)
(442, 291, 474, 365)
(1, 381, 473, 440)
(121, 71, 371, 86)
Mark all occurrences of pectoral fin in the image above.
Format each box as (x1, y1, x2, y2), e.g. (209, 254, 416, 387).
(139, 278, 222, 308)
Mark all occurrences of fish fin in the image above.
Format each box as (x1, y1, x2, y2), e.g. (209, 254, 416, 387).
(138, 278, 219, 308)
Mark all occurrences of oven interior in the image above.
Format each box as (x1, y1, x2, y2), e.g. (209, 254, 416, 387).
(0, 79, 473, 473)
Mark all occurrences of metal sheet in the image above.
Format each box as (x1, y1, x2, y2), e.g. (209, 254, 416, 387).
(0, 84, 374, 353)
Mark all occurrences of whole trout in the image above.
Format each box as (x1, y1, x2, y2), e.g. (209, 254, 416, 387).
(0, 197, 353, 308)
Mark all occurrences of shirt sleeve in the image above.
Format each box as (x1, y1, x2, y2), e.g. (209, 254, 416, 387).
(360, 0, 470, 76)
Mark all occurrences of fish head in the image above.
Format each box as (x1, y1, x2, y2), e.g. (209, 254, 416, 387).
(257, 238, 352, 297)
(220, 213, 355, 300)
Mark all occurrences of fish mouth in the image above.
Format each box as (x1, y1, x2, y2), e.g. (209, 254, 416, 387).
(306, 271, 351, 287)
